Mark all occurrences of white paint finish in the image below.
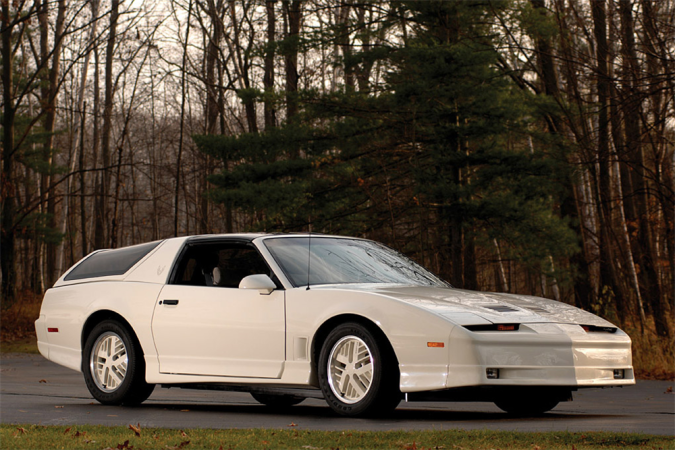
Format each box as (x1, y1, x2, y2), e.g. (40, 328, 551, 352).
(36, 282, 164, 372)
(37, 233, 636, 402)
(124, 238, 187, 284)
(151, 285, 285, 378)
(238, 274, 277, 294)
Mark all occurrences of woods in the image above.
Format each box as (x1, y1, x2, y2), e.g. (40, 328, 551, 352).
(1, 1, 673, 352)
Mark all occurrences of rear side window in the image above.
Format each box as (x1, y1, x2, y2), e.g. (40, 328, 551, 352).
(64, 241, 161, 281)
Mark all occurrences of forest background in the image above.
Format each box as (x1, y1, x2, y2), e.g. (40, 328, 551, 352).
(1, 0, 673, 377)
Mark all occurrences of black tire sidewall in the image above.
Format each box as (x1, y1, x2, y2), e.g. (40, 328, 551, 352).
(318, 322, 389, 416)
(82, 320, 145, 405)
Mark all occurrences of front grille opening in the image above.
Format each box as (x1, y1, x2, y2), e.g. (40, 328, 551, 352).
(581, 325, 618, 333)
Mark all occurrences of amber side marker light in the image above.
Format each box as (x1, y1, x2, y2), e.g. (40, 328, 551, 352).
(427, 342, 445, 348)
(47, 328, 59, 333)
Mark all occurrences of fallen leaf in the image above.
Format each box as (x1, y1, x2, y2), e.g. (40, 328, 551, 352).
(55, 405, 64, 409)
(16, 427, 27, 435)
(665, 386, 673, 394)
(74, 431, 87, 438)
(129, 423, 141, 437)
(117, 440, 134, 450)
(39, 379, 47, 383)
(288, 422, 298, 427)
(64, 427, 72, 434)
(180, 409, 190, 412)
(533, 446, 541, 450)
(180, 430, 189, 438)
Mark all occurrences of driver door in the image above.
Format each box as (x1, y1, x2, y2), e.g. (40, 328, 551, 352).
(151, 241, 285, 378)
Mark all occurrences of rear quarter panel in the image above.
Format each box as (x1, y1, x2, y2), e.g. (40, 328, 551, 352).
(37, 282, 163, 372)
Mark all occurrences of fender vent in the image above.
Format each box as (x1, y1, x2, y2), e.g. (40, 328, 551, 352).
(482, 304, 518, 313)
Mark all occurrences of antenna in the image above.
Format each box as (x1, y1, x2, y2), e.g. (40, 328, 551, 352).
(306, 231, 312, 290)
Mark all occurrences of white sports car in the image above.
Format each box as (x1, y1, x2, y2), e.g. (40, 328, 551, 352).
(35, 234, 634, 416)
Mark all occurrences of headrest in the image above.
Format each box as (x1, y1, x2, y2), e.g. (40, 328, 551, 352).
(212, 267, 222, 286)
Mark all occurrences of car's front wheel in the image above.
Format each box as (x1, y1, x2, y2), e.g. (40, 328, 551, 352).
(318, 322, 401, 417)
(82, 320, 155, 405)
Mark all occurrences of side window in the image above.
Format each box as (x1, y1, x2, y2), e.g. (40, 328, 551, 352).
(173, 243, 271, 288)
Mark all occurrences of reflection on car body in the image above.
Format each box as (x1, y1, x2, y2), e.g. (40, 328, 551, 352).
(36, 234, 634, 416)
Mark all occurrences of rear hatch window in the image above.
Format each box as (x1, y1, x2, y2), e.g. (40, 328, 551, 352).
(64, 241, 161, 281)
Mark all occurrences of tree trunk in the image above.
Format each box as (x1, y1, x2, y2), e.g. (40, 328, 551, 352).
(638, 0, 671, 338)
(175, 0, 194, 236)
(95, 0, 120, 249)
(1, 0, 17, 306)
(283, 0, 302, 122)
(264, 0, 276, 129)
(592, 0, 626, 318)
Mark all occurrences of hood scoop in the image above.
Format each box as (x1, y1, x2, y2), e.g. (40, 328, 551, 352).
(524, 306, 549, 313)
(480, 304, 519, 313)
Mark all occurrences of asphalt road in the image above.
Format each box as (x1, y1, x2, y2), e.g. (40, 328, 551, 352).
(1, 353, 673, 435)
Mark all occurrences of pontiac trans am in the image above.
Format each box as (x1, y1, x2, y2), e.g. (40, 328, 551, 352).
(35, 234, 634, 416)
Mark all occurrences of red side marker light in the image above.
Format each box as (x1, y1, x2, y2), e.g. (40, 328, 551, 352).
(581, 325, 590, 332)
(427, 342, 444, 348)
(47, 328, 59, 333)
(497, 325, 516, 331)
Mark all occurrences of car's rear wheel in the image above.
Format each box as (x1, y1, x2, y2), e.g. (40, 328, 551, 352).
(82, 320, 155, 405)
(250, 392, 305, 408)
(318, 322, 400, 417)
(494, 397, 560, 415)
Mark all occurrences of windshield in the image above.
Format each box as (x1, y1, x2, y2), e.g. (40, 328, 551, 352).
(263, 237, 448, 288)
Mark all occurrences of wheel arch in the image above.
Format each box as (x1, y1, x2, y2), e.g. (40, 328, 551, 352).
(310, 314, 400, 379)
(81, 310, 144, 356)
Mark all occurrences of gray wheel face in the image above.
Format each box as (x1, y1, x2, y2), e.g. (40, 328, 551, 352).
(89, 331, 128, 393)
(327, 335, 374, 404)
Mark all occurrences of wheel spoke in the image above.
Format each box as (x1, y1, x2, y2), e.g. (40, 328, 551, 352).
(90, 331, 128, 393)
(328, 335, 374, 404)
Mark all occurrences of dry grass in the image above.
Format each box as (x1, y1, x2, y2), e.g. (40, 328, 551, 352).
(2, 425, 674, 450)
(0, 290, 42, 343)
(2, 290, 673, 379)
(625, 322, 675, 380)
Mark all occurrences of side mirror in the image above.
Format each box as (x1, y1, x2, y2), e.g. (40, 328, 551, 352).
(239, 274, 277, 295)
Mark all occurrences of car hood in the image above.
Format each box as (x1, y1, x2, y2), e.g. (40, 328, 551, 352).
(323, 284, 615, 327)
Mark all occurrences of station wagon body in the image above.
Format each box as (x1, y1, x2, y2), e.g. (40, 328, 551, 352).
(35, 234, 634, 416)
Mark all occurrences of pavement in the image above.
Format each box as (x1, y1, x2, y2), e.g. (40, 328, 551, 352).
(1, 353, 673, 435)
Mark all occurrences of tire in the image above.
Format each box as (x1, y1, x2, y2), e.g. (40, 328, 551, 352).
(251, 392, 305, 408)
(82, 320, 155, 405)
(318, 322, 401, 417)
(494, 397, 559, 415)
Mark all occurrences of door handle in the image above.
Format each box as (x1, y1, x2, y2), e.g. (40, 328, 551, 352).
(162, 299, 179, 306)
